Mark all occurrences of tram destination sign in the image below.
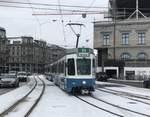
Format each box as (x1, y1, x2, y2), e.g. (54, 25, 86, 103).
(78, 48, 90, 57)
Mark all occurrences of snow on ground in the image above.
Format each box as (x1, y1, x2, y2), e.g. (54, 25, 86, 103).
(0, 76, 35, 114)
(96, 81, 150, 97)
(5, 77, 44, 117)
(0, 82, 29, 96)
(30, 75, 120, 117)
(93, 90, 150, 117)
(1, 75, 150, 117)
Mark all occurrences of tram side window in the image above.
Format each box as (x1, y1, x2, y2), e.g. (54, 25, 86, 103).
(92, 59, 96, 73)
(60, 62, 64, 73)
(62, 61, 65, 73)
(67, 59, 75, 75)
(93, 59, 95, 67)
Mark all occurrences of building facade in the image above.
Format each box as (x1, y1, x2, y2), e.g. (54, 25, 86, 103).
(0, 27, 8, 73)
(7, 36, 65, 73)
(94, 19, 150, 79)
(94, 0, 150, 80)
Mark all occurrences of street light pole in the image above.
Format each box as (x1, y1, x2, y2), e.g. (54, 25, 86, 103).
(113, 7, 116, 60)
(113, 17, 116, 60)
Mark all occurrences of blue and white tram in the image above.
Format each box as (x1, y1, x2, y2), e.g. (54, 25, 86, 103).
(50, 48, 95, 94)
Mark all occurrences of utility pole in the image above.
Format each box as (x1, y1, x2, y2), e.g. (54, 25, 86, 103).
(113, 12, 116, 60)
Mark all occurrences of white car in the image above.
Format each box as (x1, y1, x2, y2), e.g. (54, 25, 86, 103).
(17, 72, 27, 82)
(0, 74, 19, 87)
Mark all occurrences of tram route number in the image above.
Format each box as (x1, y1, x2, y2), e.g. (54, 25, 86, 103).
(78, 48, 90, 57)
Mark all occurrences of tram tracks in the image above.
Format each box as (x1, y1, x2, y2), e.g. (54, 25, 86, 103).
(24, 77, 45, 117)
(97, 88, 150, 105)
(76, 96, 124, 117)
(76, 94, 150, 117)
(0, 76, 45, 117)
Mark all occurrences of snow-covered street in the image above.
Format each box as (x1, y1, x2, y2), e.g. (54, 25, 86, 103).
(1, 75, 150, 117)
(0, 82, 28, 96)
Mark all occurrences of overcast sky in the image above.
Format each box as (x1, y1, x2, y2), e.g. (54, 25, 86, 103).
(0, 0, 108, 48)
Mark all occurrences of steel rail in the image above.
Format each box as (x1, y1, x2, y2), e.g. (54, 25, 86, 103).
(75, 96, 124, 117)
(97, 88, 150, 106)
(91, 95, 150, 117)
(24, 76, 45, 117)
(103, 88, 150, 100)
(0, 76, 37, 117)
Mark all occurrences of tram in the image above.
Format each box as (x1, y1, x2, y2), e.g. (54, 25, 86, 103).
(50, 48, 96, 94)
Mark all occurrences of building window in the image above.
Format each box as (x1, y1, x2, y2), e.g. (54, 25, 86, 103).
(137, 52, 147, 60)
(0, 30, 6, 38)
(138, 32, 145, 45)
(122, 33, 129, 45)
(12, 57, 14, 62)
(23, 51, 25, 55)
(17, 58, 19, 62)
(120, 53, 131, 60)
(103, 33, 110, 46)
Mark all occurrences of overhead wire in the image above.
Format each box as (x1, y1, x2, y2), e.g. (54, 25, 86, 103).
(0, 4, 106, 13)
(26, 0, 40, 22)
(0, 0, 107, 9)
(26, 0, 40, 39)
(1, 0, 149, 10)
(58, 0, 66, 47)
(86, 0, 97, 11)
(74, 0, 97, 45)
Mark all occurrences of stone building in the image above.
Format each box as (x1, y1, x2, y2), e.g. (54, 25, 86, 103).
(8, 36, 34, 72)
(8, 36, 65, 73)
(94, 0, 150, 80)
(44, 44, 66, 72)
(0, 27, 8, 73)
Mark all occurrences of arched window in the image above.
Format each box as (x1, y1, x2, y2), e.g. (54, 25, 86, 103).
(120, 53, 131, 60)
(137, 52, 148, 60)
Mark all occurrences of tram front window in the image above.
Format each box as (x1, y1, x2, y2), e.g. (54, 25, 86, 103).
(77, 59, 91, 75)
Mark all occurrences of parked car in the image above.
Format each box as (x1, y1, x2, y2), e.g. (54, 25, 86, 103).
(17, 71, 27, 82)
(45, 73, 53, 81)
(0, 73, 19, 87)
(96, 72, 108, 82)
(9, 71, 17, 75)
(143, 78, 150, 88)
(27, 72, 31, 76)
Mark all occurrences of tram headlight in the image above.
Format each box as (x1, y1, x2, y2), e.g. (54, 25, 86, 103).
(82, 81, 86, 85)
